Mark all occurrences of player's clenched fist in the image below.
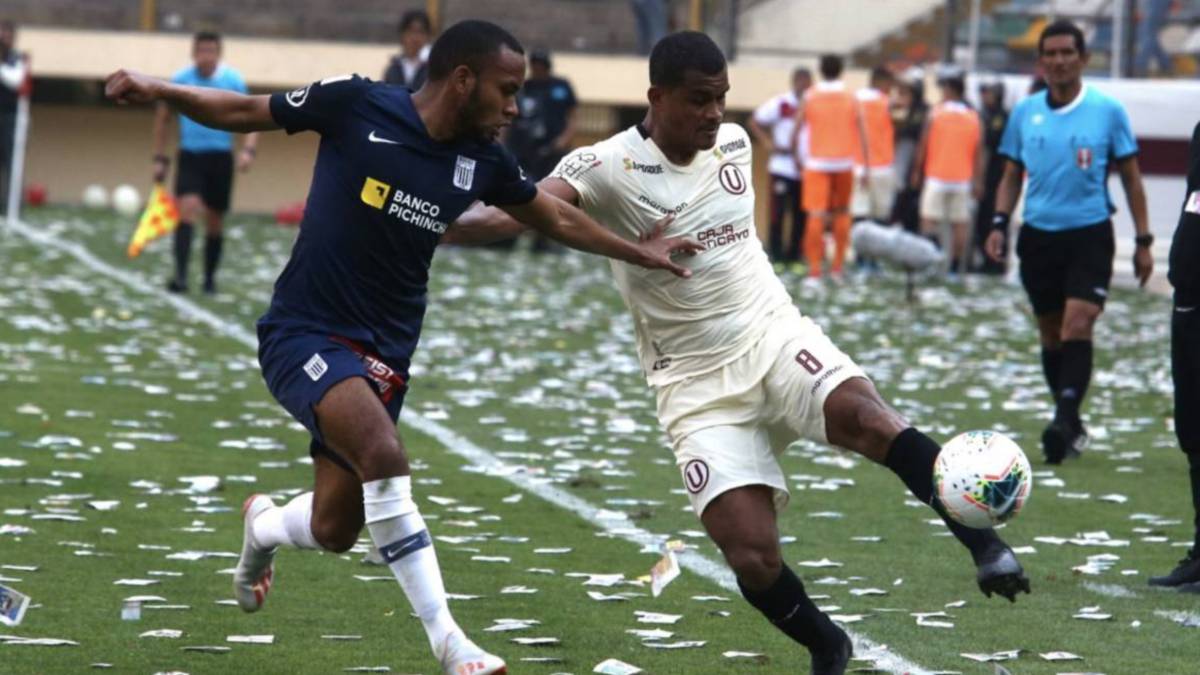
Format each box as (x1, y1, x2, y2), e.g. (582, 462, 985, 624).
(105, 69, 163, 105)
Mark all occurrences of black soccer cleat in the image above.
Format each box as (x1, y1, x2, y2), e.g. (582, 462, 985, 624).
(811, 626, 852, 675)
(166, 278, 188, 294)
(1149, 549, 1200, 590)
(976, 543, 1031, 602)
(1041, 420, 1071, 464)
(202, 280, 217, 295)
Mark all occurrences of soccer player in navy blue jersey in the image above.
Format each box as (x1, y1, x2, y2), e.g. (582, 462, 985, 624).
(106, 20, 701, 675)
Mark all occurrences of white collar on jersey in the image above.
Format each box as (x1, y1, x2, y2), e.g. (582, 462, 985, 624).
(814, 80, 846, 92)
(1050, 84, 1089, 115)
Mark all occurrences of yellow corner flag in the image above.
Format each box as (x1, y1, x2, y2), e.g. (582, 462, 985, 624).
(127, 184, 180, 258)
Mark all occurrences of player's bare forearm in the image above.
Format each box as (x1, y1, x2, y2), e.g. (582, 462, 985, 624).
(152, 103, 171, 157)
(505, 189, 649, 264)
(106, 69, 278, 133)
(442, 203, 527, 245)
(1118, 157, 1150, 236)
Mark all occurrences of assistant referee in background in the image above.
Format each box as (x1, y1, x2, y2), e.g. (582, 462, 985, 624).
(986, 20, 1153, 465)
(153, 31, 258, 294)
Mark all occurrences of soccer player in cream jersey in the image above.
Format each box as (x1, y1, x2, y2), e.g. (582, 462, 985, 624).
(456, 32, 1029, 674)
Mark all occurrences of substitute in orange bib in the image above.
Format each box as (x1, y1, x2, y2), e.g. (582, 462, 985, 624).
(792, 54, 867, 278)
(911, 65, 983, 275)
(853, 66, 896, 224)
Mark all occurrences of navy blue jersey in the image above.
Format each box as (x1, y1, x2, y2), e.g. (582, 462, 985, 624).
(262, 74, 537, 372)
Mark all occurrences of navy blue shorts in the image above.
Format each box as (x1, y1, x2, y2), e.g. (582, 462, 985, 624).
(258, 328, 407, 473)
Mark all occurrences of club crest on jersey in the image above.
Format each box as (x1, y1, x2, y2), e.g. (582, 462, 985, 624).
(718, 163, 747, 195)
(1076, 147, 1093, 170)
(286, 85, 310, 108)
(453, 155, 476, 191)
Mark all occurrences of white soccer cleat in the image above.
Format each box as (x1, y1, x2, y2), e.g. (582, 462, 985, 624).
(437, 630, 507, 675)
(233, 493, 277, 613)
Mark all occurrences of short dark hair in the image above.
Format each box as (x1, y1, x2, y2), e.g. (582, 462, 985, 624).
(426, 20, 524, 81)
(942, 77, 965, 97)
(193, 30, 221, 46)
(792, 66, 812, 81)
(399, 10, 431, 34)
(1038, 19, 1086, 55)
(819, 54, 843, 80)
(649, 31, 726, 87)
(870, 65, 893, 84)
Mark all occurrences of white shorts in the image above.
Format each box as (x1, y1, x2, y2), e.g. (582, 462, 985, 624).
(851, 168, 896, 222)
(919, 184, 972, 224)
(655, 306, 867, 517)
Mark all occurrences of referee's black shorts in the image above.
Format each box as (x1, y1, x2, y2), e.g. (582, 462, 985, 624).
(175, 150, 234, 213)
(1174, 302, 1200, 455)
(1016, 221, 1115, 316)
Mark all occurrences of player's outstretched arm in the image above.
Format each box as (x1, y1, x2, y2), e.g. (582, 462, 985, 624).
(499, 178, 703, 278)
(442, 202, 528, 245)
(105, 69, 279, 133)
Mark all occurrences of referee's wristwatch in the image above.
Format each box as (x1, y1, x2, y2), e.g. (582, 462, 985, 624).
(1135, 233, 1154, 248)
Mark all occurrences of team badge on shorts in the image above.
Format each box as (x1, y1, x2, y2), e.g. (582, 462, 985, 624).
(683, 459, 710, 494)
(718, 163, 747, 195)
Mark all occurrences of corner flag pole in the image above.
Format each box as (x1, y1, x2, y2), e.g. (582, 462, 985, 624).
(5, 54, 30, 229)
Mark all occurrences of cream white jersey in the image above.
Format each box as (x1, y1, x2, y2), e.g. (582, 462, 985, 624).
(550, 123, 792, 387)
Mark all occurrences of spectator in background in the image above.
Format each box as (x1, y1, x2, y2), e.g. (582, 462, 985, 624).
(853, 66, 896, 225)
(891, 68, 928, 233)
(505, 48, 578, 252)
(750, 67, 811, 266)
(383, 10, 433, 90)
(911, 65, 983, 276)
(0, 20, 26, 208)
(631, 0, 669, 55)
(974, 76, 1010, 274)
(154, 31, 258, 295)
(1135, 0, 1174, 76)
(792, 54, 866, 279)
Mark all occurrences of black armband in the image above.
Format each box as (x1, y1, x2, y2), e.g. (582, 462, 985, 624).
(1135, 233, 1154, 248)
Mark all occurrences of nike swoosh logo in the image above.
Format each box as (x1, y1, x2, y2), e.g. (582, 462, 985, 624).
(1177, 306, 1197, 313)
(368, 131, 401, 145)
(379, 530, 431, 563)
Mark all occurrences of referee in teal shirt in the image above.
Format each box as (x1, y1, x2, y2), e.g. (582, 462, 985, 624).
(985, 20, 1153, 464)
(152, 31, 259, 294)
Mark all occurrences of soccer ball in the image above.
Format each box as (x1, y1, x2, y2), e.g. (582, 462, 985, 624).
(112, 184, 142, 216)
(934, 430, 1032, 529)
(81, 184, 108, 209)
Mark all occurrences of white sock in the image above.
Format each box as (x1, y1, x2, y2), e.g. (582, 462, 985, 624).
(363, 476, 460, 653)
(252, 492, 320, 550)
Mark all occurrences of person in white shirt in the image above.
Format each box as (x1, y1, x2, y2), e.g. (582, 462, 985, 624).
(750, 67, 811, 264)
(448, 32, 1029, 674)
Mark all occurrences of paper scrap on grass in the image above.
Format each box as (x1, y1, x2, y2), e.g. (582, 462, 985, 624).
(634, 610, 681, 624)
(0, 584, 31, 626)
(593, 658, 643, 674)
(649, 550, 680, 597)
(1039, 651, 1083, 661)
(227, 634, 274, 644)
(511, 637, 559, 646)
(140, 629, 183, 638)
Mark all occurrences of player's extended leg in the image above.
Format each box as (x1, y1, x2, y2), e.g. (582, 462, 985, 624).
(315, 377, 504, 674)
(1043, 298, 1102, 462)
(702, 485, 852, 674)
(234, 454, 361, 612)
(169, 193, 204, 292)
(822, 377, 1031, 601)
(202, 209, 225, 295)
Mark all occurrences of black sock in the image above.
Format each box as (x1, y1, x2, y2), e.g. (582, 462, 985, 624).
(1055, 340, 1093, 425)
(1040, 346, 1063, 399)
(173, 222, 194, 284)
(884, 428, 1000, 561)
(738, 564, 841, 652)
(203, 234, 223, 287)
(1189, 453, 1200, 552)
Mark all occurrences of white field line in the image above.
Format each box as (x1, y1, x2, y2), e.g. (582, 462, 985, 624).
(9, 218, 931, 674)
